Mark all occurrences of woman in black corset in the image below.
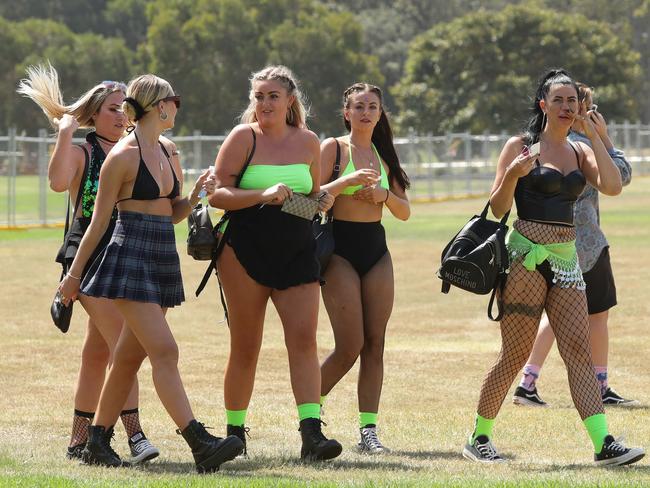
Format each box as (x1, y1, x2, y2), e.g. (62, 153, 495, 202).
(461, 69, 644, 466)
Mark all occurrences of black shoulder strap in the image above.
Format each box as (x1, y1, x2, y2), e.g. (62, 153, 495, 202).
(568, 140, 582, 170)
(234, 127, 256, 187)
(330, 140, 341, 183)
(60, 146, 89, 279)
(195, 127, 257, 306)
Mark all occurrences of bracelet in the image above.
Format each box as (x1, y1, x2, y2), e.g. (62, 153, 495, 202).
(383, 188, 390, 203)
(67, 272, 81, 281)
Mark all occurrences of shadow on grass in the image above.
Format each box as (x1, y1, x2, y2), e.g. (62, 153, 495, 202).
(526, 462, 650, 473)
(138, 454, 422, 475)
(391, 449, 464, 461)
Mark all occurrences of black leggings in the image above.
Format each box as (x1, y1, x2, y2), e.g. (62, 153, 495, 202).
(333, 220, 388, 276)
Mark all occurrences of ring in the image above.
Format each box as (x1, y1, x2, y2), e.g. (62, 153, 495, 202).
(60, 294, 66, 301)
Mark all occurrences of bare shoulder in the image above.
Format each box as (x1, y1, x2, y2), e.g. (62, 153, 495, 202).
(295, 128, 320, 150)
(228, 123, 256, 144)
(505, 135, 526, 152)
(105, 138, 139, 168)
(159, 135, 178, 154)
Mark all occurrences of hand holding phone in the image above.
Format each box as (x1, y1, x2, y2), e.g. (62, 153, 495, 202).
(528, 142, 541, 158)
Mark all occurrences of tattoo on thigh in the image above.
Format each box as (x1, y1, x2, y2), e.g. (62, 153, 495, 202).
(503, 302, 544, 318)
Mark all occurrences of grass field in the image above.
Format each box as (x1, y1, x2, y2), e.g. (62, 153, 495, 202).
(1, 179, 649, 487)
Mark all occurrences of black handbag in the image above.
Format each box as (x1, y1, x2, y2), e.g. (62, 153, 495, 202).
(437, 202, 510, 321)
(51, 146, 89, 333)
(187, 203, 217, 260)
(313, 140, 341, 274)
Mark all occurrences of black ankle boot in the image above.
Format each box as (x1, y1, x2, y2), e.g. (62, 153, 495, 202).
(81, 425, 128, 467)
(227, 425, 249, 457)
(299, 418, 342, 461)
(179, 419, 244, 473)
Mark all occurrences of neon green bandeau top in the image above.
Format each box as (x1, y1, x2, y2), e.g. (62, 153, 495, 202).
(239, 163, 313, 194)
(339, 138, 389, 196)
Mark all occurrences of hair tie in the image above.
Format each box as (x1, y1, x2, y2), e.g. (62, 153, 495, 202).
(123, 97, 146, 121)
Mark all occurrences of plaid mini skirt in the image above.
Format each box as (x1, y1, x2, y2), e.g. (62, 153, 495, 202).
(81, 211, 185, 307)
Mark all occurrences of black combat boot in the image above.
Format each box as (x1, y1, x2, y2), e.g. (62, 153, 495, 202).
(299, 418, 342, 461)
(226, 424, 250, 457)
(179, 419, 244, 473)
(81, 425, 129, 467)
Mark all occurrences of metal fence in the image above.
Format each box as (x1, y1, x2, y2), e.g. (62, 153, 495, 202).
(2, 123, 650, 228)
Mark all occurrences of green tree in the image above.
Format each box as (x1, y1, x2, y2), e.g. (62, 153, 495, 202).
(393, 4, 642, 134)
(6, 18, 137, 134)
(146, 0, 380, 135)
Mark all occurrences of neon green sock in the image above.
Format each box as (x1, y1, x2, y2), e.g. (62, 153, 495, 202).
(297, 403, 320, 421)
(471, 414, 494, 443)
(320, 395, 327, 406)
(583, 413, 608, 453)
(226, 409, 247, 427)
(359, 412, 378, 428)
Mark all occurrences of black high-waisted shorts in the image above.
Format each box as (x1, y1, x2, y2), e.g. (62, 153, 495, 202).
(333, 220, 388, 276)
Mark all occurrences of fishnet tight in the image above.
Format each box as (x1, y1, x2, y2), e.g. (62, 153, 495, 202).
(120, 408, 142, 439)
(476, 220, 604, 420)
(69, 410, 93, 448)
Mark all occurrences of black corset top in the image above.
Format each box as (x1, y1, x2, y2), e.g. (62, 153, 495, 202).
(514, 142, 586, 226)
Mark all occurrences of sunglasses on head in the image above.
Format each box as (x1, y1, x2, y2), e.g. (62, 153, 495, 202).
(151, 95, 181, 109)
(101, 80, 127, 91)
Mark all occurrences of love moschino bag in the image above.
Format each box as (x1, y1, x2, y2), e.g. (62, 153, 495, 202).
(437, 202, 510, 321)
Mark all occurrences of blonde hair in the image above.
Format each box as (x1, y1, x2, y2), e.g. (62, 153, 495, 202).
(240, 65, 309, 128)
(122, 74, 174, 124)
(16, 62, 125, 129)
(576, 82, 594, 107)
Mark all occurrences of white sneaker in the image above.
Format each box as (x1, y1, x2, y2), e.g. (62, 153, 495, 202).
(129, 432, 160, 464)
(357, 426, 390, 454)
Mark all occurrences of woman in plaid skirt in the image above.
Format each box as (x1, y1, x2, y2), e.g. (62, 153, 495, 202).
(59, 74, 244, 471)
(17, 64, 159, 463)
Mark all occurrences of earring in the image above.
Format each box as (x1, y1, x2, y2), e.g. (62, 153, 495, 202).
(160, 111, 168, 121)
(541, 112, 547, 130)
(286, 109, 294, 124)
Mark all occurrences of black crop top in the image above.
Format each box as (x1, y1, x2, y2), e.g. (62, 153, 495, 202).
(116, 132, 180, 203)
(514, 142, 586, 226)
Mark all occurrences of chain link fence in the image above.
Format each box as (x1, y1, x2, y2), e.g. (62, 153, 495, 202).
(2, 124, 650, 228)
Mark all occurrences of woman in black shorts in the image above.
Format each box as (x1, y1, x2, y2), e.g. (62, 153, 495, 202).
(318, 83, 410, 453)
(59, 74, 243, 471)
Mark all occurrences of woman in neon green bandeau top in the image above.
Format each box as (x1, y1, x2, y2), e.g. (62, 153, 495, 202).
(318, 83, 410, 454)
(208, 65, 341, 461)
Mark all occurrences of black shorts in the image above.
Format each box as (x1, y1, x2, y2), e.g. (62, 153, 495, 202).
(333, 220, 388, 276)
(582, 246, 617, 314)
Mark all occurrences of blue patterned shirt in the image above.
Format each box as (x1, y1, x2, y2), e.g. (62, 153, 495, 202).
(569, 131, 632, 272)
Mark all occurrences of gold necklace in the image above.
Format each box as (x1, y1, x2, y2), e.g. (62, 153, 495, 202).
(350, 141, 376, 168)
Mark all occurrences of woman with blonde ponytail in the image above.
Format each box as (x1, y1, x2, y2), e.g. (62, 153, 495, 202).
(17, 64, 160, 464)
(59, 73, 244, 471)
(208, 65, 341, 460)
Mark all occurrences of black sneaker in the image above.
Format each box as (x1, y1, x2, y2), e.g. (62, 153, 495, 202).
(594, 435, 645, 466)
(66, 443, 85, 460)
(602, 387, 639, 406)
(462, 435, 505, 464)
(512, 386, 548, 407)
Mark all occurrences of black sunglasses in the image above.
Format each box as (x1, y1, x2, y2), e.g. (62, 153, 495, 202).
(151, 95, 181, 109)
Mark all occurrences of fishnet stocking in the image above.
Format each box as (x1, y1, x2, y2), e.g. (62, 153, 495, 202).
(69, 410, 93, 448)
(120, 408, 143, 439)
(477, 220, 603, 420)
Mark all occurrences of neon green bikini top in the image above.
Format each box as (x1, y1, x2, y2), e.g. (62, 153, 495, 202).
(339, 139, 389, 195)
(239, 163, 313, 194)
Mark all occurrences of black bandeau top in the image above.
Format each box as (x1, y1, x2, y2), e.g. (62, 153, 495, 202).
(116, 132, 180, 203)
(514, 142, 586, 226)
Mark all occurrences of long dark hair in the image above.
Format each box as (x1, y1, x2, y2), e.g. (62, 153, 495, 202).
(522, 68, 579, 146)
(343, 83, 410, 191)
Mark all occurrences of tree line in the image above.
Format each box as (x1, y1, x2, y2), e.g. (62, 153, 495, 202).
(2, 0, 648, 137)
